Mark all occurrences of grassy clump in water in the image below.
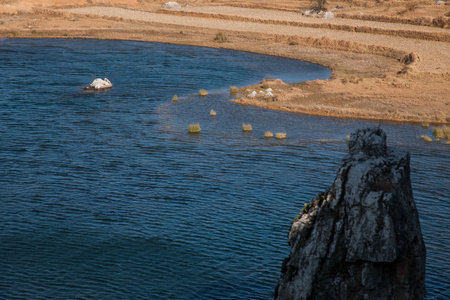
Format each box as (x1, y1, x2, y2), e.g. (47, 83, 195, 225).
(264, 131, 274, 138)
(172, 94, 178, 102)
(242, 124, 252, 132)
(433, 126, 445, 140)
(276, 132, 287, 139)
(229, 86, 238, 95)
(199, 89, 208, 96)
(210, 109, 216, 116)
(443, 125, 450, 139)
(421, 135, 432, 142)
(188, 123, 201, 133)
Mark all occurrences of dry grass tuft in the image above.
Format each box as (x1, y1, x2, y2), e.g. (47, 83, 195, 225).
(229, 86, 238, 95)
(172, 94, 178, 102)
(210, 109, 217, 116)
(275, 132, 287, 139)
(214, 32, 228, 42)
(421, 122, 429, 128)
(264, 131, 274, 138)
(433, 126, 445, 140)
(242, 124, 253, 131)
(443, 126, 450, 139)
(199, 89, 208, 96)
(188, 123, 201, 133)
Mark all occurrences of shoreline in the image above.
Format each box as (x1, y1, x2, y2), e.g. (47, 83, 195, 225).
(1, 3, 449, 124)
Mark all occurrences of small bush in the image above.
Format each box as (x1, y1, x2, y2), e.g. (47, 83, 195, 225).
(310, 0, 327, 11)
(188, 123, 201, 133)
(229, 86, 238, 95)
(433, 16, 447, 28)
(443, 125, 450, 139)
(433, 126, 445, 139)
(199, 89, 208, 96)
(406, 2, 417, 12)
(172, 94, 178, 102)
(214, 32, 228, 43)
(210, 109, 216, 116)
(275, 132, 287, 139)
(264, 131, 274, 138)
(242, 124, 253, 132)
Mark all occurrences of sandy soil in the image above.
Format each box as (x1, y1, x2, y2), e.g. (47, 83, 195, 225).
(1, 0, 449, 123)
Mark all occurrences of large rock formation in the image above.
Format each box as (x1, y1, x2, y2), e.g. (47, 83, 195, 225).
(275, 128, 426, 300)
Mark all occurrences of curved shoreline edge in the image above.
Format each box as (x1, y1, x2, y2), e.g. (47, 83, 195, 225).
(2, 5, 449, 124)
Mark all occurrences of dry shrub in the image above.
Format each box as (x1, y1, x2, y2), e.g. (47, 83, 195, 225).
(242, 124, 253, 131)
(199, 89, 208, 96)
(400, 53, 420, 65)
(214, 32, 228, 42)
(188, 123, 201, 133)
(337, 12, 450, 29)
(433, 16, 448, 28)
(264, 131, 274, 138)
(421, 135, 432, 142)
(275, 133, 287, 139)
(406, 2, 418, 12)
(229, 86, 238, 95)
(433, 126, 445, 139)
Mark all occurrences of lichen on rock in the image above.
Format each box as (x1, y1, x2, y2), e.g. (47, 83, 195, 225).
(275, 128, 426, 300)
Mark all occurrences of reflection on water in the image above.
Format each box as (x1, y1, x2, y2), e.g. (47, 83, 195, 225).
(0, 39, 448, 299)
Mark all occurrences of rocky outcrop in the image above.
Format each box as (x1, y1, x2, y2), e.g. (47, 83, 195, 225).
(275, 128, 426, 300)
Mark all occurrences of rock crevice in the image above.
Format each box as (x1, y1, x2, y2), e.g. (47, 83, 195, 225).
(275, 128, 426, 300)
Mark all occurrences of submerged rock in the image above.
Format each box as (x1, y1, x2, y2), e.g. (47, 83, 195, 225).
(275, 128, 426, 300)
(85, 78, 112, 90)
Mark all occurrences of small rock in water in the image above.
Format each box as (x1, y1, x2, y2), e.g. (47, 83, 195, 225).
(85, 78, 112, 90)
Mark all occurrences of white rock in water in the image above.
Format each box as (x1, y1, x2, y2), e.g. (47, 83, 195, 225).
(87, 78, 112, 90)
(164, 2, 181, 8)
(323, 12, 335, 19)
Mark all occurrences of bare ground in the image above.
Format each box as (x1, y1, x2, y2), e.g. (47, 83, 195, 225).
(1, 0, 449, 123)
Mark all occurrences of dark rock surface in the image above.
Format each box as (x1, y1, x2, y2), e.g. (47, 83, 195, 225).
(275, 128, 426, 300)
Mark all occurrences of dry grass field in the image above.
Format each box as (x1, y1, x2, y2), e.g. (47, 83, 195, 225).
(1, 0, 449, 123)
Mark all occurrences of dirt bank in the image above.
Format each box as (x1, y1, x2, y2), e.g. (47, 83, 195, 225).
(1, 0, 449, 123)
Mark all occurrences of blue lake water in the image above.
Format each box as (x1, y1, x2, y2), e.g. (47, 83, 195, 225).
(0, 38, 448, 299)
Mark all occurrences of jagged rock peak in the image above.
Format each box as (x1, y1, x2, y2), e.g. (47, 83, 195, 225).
(348, 127, 387, 158)
(275, 127, 426, 300)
